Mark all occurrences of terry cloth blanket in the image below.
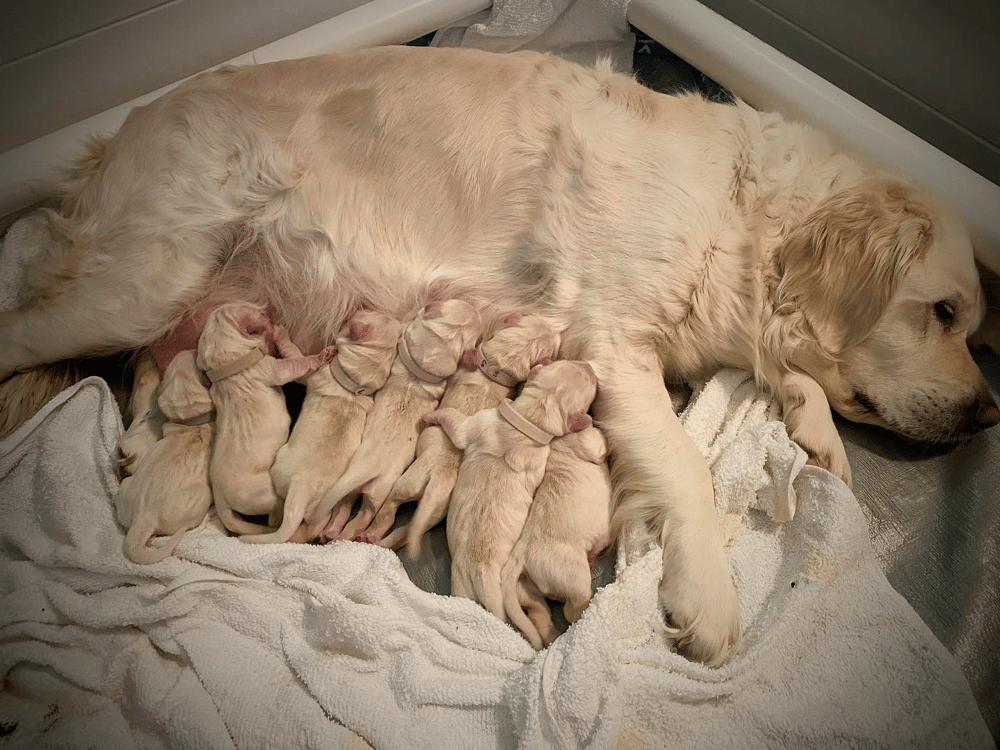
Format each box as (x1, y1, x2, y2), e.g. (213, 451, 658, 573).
(0, 368, 992, 749)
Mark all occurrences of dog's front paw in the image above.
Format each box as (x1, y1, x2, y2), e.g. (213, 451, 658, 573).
(658, 533, 740, 668)
(790, 421, 852, 488)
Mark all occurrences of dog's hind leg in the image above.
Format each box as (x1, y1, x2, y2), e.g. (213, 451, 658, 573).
(0, 361, 83, 440)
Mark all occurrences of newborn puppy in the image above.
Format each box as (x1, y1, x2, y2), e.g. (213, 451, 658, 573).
(306, 299, 482, 541)
(115, 350, 215, 564)
(243, 310, 401, 544)
(367, 314, 561, 552)
(198, 302, 335, 535)
(424, 360, 598, 621)
(501, 425, 612, 649)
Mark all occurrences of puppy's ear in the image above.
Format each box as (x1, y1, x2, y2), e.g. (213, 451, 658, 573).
(503, 313, 523, 328)
(532, 356, 555, 368)
(566, 411, 593, 432)
(771, 180, 932, 352)
(158, 351, 213, 421)
(526, 363, 544, 381)
(423, 302, 444, 319)
(238, 308, 271, 339)
(461, 348, 479, 370)
(349, 321, 372, 342)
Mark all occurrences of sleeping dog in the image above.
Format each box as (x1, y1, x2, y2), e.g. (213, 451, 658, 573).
(1, 46, 997, 664)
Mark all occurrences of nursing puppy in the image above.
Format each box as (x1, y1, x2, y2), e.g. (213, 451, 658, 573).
(501, 425, 612, 649)
(306, 299, 482, 541)
(198, 302, 335, 535)
(425, 360, 598, 620)
(244, 310, 401, 544)
(364, 314, 561, 552)
(3, 46, 998, 665)
(115, 350, 214, 564)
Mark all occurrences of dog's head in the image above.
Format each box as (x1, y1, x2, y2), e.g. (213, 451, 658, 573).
(158, 350, 213, 422)
(521, 359, 598, 436)
(766, 178, 999, 442)
(477, 314, 562, 382)
(402, 299, 482, 379)
(196, 302, 271, 371)
(334, 309, 402, 391)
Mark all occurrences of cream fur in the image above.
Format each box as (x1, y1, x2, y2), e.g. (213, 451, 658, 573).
(245, 310, 401, 544)
(198, 302, 335, 535)
(114, 350, 213, 564)
(501, 424, 612, 649)
(0, 46, 996, 664)
(367, 314, 560, 552)
(428, 360, 598, 621)
(308, 299, 482, 542)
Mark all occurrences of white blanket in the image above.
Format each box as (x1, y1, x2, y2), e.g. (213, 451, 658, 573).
(0, 371, 991, 749)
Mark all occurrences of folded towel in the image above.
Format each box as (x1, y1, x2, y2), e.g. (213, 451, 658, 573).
(432, 0, 635, 72)
(0, 370, 991, 749)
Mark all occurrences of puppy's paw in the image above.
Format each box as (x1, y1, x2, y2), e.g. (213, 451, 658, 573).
(118, 417, 160, 477)
(658, 533, 740, 668)
(790, 421, 852, 488)
(318, 345, 338, 364)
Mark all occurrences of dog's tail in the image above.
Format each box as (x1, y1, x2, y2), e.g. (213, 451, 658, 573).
(124, 521, 185, 565)
(500, 554, 547, 650)
(403, 472, 456, 558)
(241, 476, 316, 544)
(0, 362, 85, 440)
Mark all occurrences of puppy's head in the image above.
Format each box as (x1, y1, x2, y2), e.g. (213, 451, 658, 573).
(334, 309, 402, 391)
(521, 360, 598, 436)
(479, 314, 562, 382)
(157, 350, 213, 422)
(196, 302, 271, 370)
(402, 299, 482, 379)
(767, 178, 999, 441)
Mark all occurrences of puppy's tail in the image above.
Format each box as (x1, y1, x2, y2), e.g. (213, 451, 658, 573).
(404, 472, 456, 559)
(124, 521, 185, 565)
(241, 476, 314, 544)
(215, 500, 273, 536)
(0, 362, 85, 440)
(501, 554, 546, 650)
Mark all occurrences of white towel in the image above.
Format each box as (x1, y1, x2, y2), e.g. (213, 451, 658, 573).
(432, 0, 635, 72)
(0, 370, 991, 749)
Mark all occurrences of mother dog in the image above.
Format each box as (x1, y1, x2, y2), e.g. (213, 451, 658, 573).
(1, 45, 997, 666)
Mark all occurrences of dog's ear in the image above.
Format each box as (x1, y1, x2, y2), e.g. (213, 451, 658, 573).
(526, 363, 545, 381)
(503, 313, 523, 328)
(157, 351, 213, 421)
(770, 180, 932, 353)
(566, 411, 593, 432)
(532, 355, 555, 368)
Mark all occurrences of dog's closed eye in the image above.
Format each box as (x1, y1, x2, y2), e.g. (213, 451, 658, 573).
(933, 301, 955, 330)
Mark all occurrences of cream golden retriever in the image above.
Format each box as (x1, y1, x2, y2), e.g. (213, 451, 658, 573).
(0, 45, 997, 666)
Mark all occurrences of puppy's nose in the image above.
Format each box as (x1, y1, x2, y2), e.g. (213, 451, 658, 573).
(973, 392, 1000, 432)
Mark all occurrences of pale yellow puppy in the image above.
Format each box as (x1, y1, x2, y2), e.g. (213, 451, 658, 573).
(244, 310, 401, 544)
(115, 350, 214, 564)
(501, 425, 612, 649)
(425, 360, 598, 622)
(366, 313, 560, 552)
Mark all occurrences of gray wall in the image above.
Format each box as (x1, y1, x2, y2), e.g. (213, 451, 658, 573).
(0, 0, 368, 152)
(697, 0, 1000, 187)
